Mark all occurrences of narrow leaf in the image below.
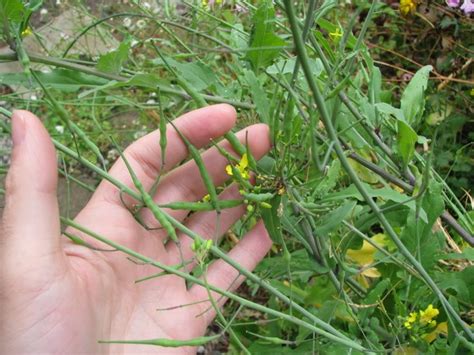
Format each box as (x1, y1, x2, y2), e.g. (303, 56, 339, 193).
(261, 195, 283, 244)
(401, 65, 432, 127)
(397, 119, 418, 167)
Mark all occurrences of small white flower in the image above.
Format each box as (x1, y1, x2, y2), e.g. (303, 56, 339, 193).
(123, 17, 132, 28)
(133, 130, 147, 139)
(30, 94, 38, 101)
(136, 19, 147, 29)
(55, 0, 61, 5)
(146, 99, 156, 105)
(143, 2, 151, 10)
(40, 8, 48, 16)
(55, 125, 64, 134)
(107, 149, 119, 161)
(60, 33, 70, 40)
(131, 39, 139, 47)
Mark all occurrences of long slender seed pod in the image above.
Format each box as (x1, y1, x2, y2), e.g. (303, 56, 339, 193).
(157, 89, 167, 170)
(166, 118, 220, 215)
(98, 334, 220, 347)
(241, 192, 274, 203)
(111, 137, 178, 243)
(160, 200, 242, 212)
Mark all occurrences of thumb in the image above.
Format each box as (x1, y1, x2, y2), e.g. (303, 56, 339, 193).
(2, 110, 61, 263)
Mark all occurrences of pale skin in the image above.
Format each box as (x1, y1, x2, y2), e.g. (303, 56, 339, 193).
(0, 104, 272, 354)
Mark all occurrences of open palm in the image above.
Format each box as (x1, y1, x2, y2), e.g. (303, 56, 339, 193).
(0, 105, 272, 354)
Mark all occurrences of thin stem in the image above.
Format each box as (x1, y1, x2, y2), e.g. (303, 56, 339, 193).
(283, 0, 472, 339)
(61, 218, 365, 351)
(0, 52, 254, 110)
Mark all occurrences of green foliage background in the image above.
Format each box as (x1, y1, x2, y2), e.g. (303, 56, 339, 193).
(0, 0, 473, 353)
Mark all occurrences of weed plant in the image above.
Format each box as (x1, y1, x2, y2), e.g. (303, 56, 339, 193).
(0, 0, 473, 353)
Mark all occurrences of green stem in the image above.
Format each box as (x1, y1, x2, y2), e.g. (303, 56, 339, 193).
(0, 52, 254, 110)
(283, 0, 472, 340)
(62, 218, 365, 351)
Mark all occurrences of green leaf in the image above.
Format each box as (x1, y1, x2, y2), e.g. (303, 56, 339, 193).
(316, 18, 358, 48)
(400, 65, 432, 127)
(369, 66, 382, 103)
(261, 195, 283, 244)
(316, 201, 356, 237)
(246, 0, 286, 71)
(304, 275, 337, 307)
(436, 266, 473, 303)
(320, 183, 428, 222)
(26, 0, 43, 11)
(441, 248, 474, 261)
(243, 69, 270, 123)
(314, 159, 341, 197)
(96, 41, 131, 75)
(167, 59, 218, 92)
(0, 0, 25, 24)
(266, 57, 323, 77)
(255, 249, 328, 282)
(248, 339, 317, 354)
(0, 69, 107, 92)
(375, 102, 405, 122)
(401, 182, 445, 269)
(359, 279, 390, 322)
(397, 119, 418, 167)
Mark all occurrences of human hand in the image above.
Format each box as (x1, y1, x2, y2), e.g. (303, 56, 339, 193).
(0, 105, 272, 354)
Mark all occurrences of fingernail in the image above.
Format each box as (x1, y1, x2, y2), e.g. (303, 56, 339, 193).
(12, 110, 26, 146)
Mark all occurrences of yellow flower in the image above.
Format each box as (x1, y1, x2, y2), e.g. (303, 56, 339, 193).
(424, 322, 448, 343)
(21, 27, 33, 37)
(407, 312, 417, 323)
(225, 153, 250, 179)
(403, 312, 417, 329)
(202, 194, 210, 202)
(419, 304, 439, 325)
(400, 0, 417, 16)
(329, 27, 343, 41)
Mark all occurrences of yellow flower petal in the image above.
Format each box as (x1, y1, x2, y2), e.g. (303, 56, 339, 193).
(407, 312, 417, 323)
(400, 0, 417, 15)
(21, 27, 33, 37)
(423, 321, 448, 343)
(225, 164, 233, 176)
(347, 241, 376, 265)
(238, 153, 248, 170)
(361, 267, 381, 278)
(329, 28, 343, 40)
(420, 304, 439, 324)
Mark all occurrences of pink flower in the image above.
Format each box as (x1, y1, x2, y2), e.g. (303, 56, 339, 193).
(446, 0, 460, 7)
(461, 0, 474, 13)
